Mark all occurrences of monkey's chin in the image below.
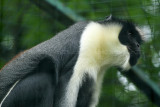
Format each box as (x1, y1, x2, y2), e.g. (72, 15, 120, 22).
(118, 62, 131, 72)
(117, 67, 130, 72)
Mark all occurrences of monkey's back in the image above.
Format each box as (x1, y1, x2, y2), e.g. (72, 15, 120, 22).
(0, 21, 88, 103)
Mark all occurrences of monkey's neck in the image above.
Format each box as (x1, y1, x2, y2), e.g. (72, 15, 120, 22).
(59, 62, 108, 107)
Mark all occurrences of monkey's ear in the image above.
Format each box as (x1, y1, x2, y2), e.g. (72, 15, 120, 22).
(105, 14, 112, 21)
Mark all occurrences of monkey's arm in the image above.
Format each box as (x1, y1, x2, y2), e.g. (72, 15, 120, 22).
(0, 51, 57, 103)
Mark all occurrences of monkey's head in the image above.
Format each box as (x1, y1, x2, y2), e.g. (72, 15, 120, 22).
(83, 15, 144, 71)
(100, 16, 144, 71)
(75, 16, 144, 72)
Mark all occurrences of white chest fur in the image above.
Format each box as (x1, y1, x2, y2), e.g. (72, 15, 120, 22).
(60, 22, 130, 107)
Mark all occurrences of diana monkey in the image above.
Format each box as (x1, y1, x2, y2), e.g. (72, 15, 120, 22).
(0, 16, 143, 107)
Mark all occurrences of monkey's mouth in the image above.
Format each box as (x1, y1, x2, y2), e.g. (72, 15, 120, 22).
(127, 47, 140, 66)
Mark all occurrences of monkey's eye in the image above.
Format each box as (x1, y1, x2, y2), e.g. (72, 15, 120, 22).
(128, 32, 132, 36)
(128, 32, 133, 39)
(128, 32, 133, 40)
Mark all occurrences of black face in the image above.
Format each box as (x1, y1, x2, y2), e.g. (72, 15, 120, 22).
(118, 22, 143, 66)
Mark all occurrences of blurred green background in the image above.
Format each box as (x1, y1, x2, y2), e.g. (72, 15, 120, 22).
(0, 0, 160, 106)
